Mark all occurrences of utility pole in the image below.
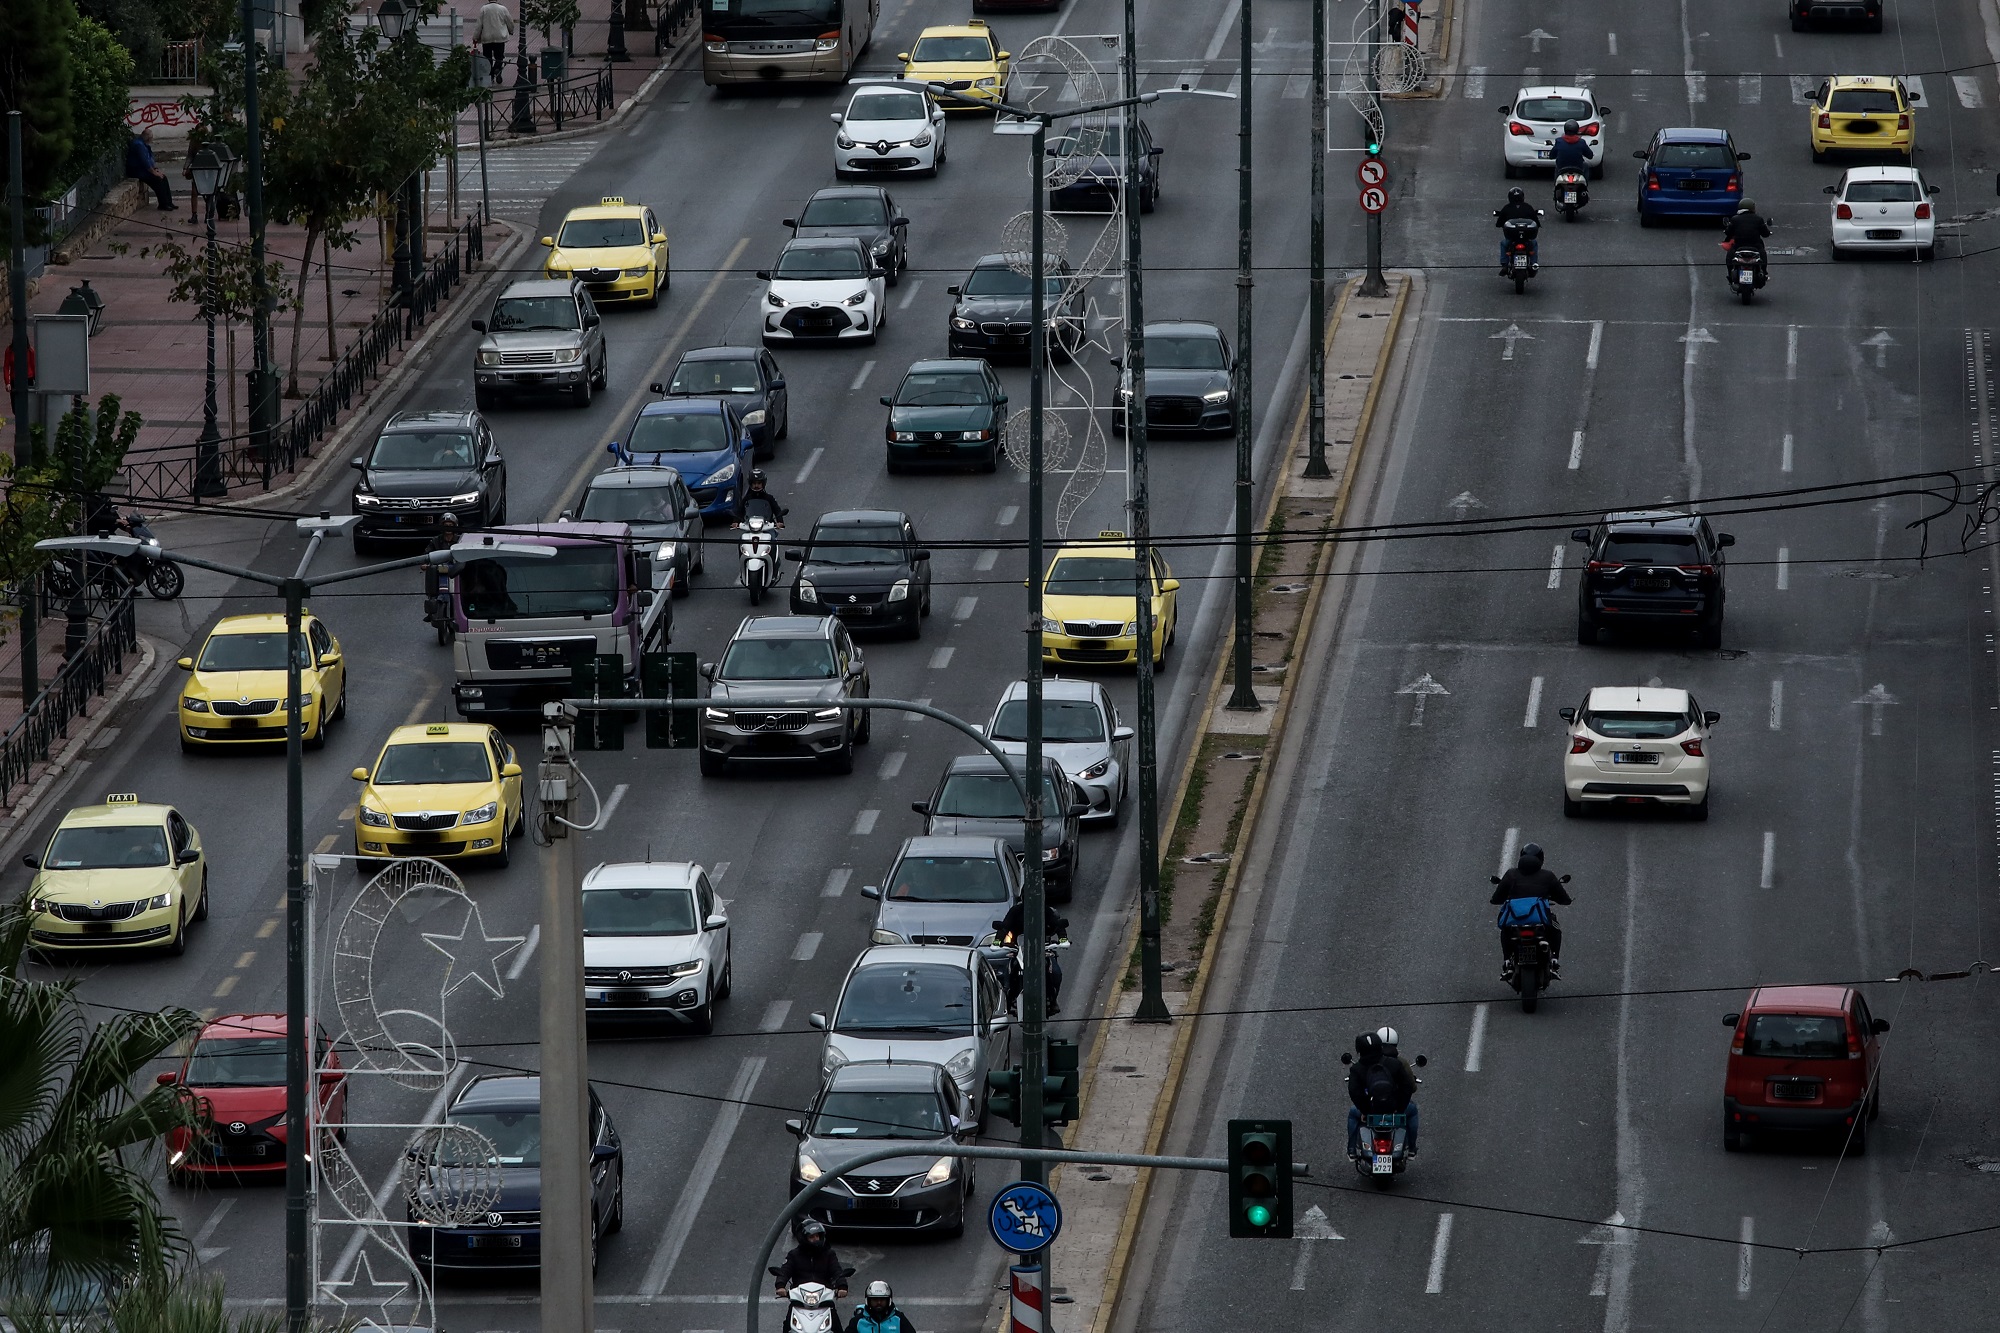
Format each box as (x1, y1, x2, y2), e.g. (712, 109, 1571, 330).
(1226, 0, 1260, 711)
(1304, 0, 1332, 479)
(7, 112, 37, 710)
(537, 705, 593, 1333)
(241, 0, 279, 475)
(282, 569, 309, 1333)
(1359, 0, 1389, 298)
(1021, 117, 1050, 1191)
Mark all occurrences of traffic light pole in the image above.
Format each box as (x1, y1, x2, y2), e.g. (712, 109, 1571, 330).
(1304, 0, 1332, 479)
(1359, 0, 1389, 297)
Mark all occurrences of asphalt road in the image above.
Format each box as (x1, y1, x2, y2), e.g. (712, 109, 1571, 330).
(1124, 0, 2000, 1330)
(0, 0, 1319, 1328)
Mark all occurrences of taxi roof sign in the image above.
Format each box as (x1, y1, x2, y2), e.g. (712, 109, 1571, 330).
(599, 196, 626, 205)
(106, 792, 140, 804)
(1097, 530, 1127, 539)
(426, 724, 451, 735)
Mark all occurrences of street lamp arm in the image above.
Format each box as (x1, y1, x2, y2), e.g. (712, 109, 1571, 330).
(923, 85, 1168, 122)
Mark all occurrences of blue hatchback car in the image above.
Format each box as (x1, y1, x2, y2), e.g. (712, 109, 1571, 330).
(610, 396, 753, 524)
(1634, 128, 1751, 225)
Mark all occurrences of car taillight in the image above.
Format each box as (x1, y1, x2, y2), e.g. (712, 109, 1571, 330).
(1848, 1022, 1864, 1057)
(1570, 735, 1594, 754)
(1581, 121, 1600, 136)
(1897, 114, 1909, 130)
(1818, 112, 1832, 128)
(1915, 202, 1931, 219)
(1586, 560, 1623, 573)
(704, 30, 724, 42)
(1646, 174, 1660, 192)
(1677, 564, 1714, 576)
(1680, 739, 1704, 757)
(1725, 174, 1740, 192)
(1510, 121, 1534, 136)
(1836, 203, 1854, 219)
(1516, 926, 1538, 938)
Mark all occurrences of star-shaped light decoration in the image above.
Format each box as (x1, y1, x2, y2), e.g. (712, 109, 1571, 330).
(421, 902, 527, 1000)
(320, 1248, 417, 1331)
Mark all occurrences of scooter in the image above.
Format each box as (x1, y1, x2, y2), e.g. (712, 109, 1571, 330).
(1338, 1051, 1427, 1189)
(1553, 170, 1589, 221)
(1490, 874, 1569, 1013)
(737, 515, 781, 605)
(766, 1267, 854, 1333)
(1726, 244, 1768, 304)
(988, 917, 1068, 1017)
(45, 513, 183, 602)
(1501, 215, 1542, 294)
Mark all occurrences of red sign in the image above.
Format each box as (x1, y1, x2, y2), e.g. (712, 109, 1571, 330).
(1359, 185, 1388, 214)
(1357, 159, 1387, 187)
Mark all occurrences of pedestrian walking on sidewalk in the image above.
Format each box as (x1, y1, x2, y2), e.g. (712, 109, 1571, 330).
(474, 0, 514, 84)
(126, 128, 174, 211)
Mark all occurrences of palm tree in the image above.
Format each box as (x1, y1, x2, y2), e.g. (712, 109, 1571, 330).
(0, 900, 203, 1311)
(6, 1273, 297, 1333)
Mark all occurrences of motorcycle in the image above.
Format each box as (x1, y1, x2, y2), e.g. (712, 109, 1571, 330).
(767, 1266, 855, 1333)
(1490, 873, 1569, 1013)
(1501, 215, 1541, 294)
(45, 512, 183, 602)
(1553, 170, 1589, 221)
(987, 917, 1069, 1016)
(1339, 1050, 1427, 1189)
(1726, 244, 1767, 304)
(737, 515, 781, 606)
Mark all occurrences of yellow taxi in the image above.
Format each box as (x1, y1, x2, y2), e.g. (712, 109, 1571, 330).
(541, 197, 670, 307)
(177, 612, 346, 752)
(1038, 532, 1180, 669)
(24, 794, 208, 955)
(1808, 76, 1918, 161)
(900, 22, 1010, 110)
(352, 723, 525, 866)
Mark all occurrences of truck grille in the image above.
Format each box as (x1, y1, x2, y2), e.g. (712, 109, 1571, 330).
(485, 639, 597, 672)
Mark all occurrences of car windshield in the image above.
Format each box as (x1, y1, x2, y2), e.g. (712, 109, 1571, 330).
(813, 1089, 946, 1139)
(628, 410, 731, 455)
(43, 824, 169, 870)
(1846, 179, 1921, 202)
(775, 246, 866, 279)
(1515, 96, 1594, 121)
(558, 217, 645, 248)
(711, 0, 839, 17)
(1742, 1013, 1848, 1059)
(850, 92, 926, 121)
(372, 742, 492, 785)
(580, 483, 683, 524)
(962, 265, 1065, 297)
(461, 546, 621, 620)
(1046, 556, 1141, 596)
(911, 35, 992, 61)
(1651, 142, 1734, 170)
(1830, 88, 1900, 114)
(488, 296, 578, 332)
(933, 772, 1064, 818)
(800, 196, 887, 227)
(368, 430, 477, 470)
(669, 358, 761, 395)
(897, 372, 987, 406)
(582, 886, 698, 936)
(888, 855, 1010, 903)
(1145, 333, 1225, 370)
(1051, 124, 1122, 156)
(1602, 533, 1698, 564)
(444, 1109, 540, 1166)
(184, 1036, 289, 1087)
(990, 699, 1106, 743)
(1583, 709, 1688, 740)
(835, 962, 974, 1034)
(809, 524, 904, 565)
(196, 631, 309, 672)
(720, 637, 838, 680)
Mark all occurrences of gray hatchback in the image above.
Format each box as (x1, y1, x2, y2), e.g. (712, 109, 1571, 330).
(863, 835, 1019, 947)
(911, 755, 1087, 901)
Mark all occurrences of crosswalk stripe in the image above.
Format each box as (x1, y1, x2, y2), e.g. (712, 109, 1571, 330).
(1463, 66, 1487, 99)
(1956, 74, 1986, 108)
(1630, 69, 1651, 102)
(1790, 75, 1817, 105)
(1739, 74, 1762, 105)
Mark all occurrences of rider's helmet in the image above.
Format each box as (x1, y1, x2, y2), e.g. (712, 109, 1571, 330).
(749, 468, 769, 489)
(1738, 200, 1758, 215)
(1355, 1032, 1383, 1060)
(1563, 119, 1582, 135)
(865, 1280, 893, 1315)
(1375, 1026, 1401, 1053)
(440, 512, 460, 529)
(1507, 186, 1525, 204)
(799, 1218, 827, 1245)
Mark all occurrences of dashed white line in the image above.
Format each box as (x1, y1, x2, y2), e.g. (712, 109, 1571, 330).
(596, 782, 629, 829)
(759, 1000, 792, 1032)
(1738, 1215, 1755, 1295)
(1424, 1214, 1455, 1294)
(1203, 0, 1241, 61)
(1547, 543, 1566, 590)
(975, 549, 999, 571)
(640, 1056, 768, 1295)
(1759, 834, 1776, 890)
(1781, 433, 1794, 473)
(1463, 67, 1487, 100)
(1776, 547, 1790, 590)
(711, 861, 732, 883)
(997, 505, 1019, 527)
(1769, 679, 1784, 731)
(1523, 676, 1544, 728)
(822, 867, 852, 898)
(929, 647, 956, 669)
(897, 277, 924, 309)
(878, 751, 907, 779)
(849, 361, 877, 391)
(1498, 827, 1521, 877)
(796, 447, 825, 485)
(953, 596, 979, 620)
(506, 925, 541, 981)
(792, 932, 823, 961)
(1465, 1003, 1490, 1072)
(1607, 32, 1618, 55)
(1772, 32, 1783, 59)
(1585, 319, 1603, 370)
(852, 809, 880, 835)
(1568, 430, 1585, 470)
(1786, 326, 1798, 380)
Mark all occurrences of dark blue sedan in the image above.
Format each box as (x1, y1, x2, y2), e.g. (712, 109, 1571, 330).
(1635, 128, 1752, 225)
(610, 395, 754, 524)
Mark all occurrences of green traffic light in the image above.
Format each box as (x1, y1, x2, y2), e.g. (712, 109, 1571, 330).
(1245, 1203, 1273, 1228)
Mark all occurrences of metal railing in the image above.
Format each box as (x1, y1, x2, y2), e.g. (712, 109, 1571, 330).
(484, 64, 615, 135)
(0, 588, 139, 809)
(160, 39, 203, 83)
(44, 146, 128, 248)
(651, 0, 698, 54)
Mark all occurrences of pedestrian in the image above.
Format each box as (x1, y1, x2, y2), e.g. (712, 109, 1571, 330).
(473, 0, 514, 85)
(125, 127, 174, 212)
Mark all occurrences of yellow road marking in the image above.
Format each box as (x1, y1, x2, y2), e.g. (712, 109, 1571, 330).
(212, 975, 238, 998)
(316, 833, 339, 852)
(256, 919, 279, 939)
(234, 951, 256, 969)
(337, 807, 356, 824)
(198, 1007, 216, 1021)
(400, 686, 440, 727)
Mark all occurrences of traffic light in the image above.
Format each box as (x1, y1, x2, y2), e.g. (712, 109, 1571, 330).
(570, 654, 628, 751)
(1364, 140, 1384, 163)
(1042, 1038, 1080, 1125)
(987, 1067, 1023, 1126)
(641, 651, 699, 748)
(1226, 1119, 1293, 1238)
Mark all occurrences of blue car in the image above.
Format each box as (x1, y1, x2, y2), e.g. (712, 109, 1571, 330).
(1634, 128, 1751, 225)
(609, 395, 753, 524)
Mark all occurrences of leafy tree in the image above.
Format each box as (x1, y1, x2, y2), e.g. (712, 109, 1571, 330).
(62, 15, 135, 182)
(73, 0, 161, 86)
(522, 0, 582, 44)
(0, 0, 77, 239)
(0, 393, 142, 647)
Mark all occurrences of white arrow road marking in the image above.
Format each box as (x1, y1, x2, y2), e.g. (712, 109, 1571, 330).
(1289, 1205, 1345, 1289)
(1579, 1211, 1628, 1296)
(1396, 673, 1451, 727)
(1854, 683, 1898, 735)
(1679, 327, 1717, 366)
(1447, 491, 1486, 520)
(1861, 328, 1896, 368)
(1523, 28, 1557, 52)
(193, 1198, 234, 1264)
(1491, 323, 1535, 360)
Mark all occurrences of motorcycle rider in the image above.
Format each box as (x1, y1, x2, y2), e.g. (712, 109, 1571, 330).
(1494, 186, 1541, 275)
(997, 898, 1066, 1015)
(1549, 118, 1596, 183)
(774, 1219, 849, 1331)
(1490, 841, 1572, 973)
(1345, 1030, 1420, 1158)
(423, 513, 461, 604)
(1722, 201, 1773, 270)
(853, 1279, 918, 1333)
(738, 469, 788, 527)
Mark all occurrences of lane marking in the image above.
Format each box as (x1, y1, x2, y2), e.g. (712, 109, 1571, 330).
(1546, 543, 1565, 590)
(759, 1000, 792, 1032)
(1569, 430, 1585, 470)
(929, 647, 956, 669)
(1523, 676, 1544, 728)
(192, 1197, 235, 1264)
(1781, 433, 1794, 473)
(337, 808, 356, 824)
(1585, 319, 1603, 370)
(996, 505, 1019, 527)
(1498, 827, 1521, 877)
(1772, 32, 1782, 59)
(1424, 1213, 1454, 1294)
(256, 919, 279, 939)
(1607, 32, 1617, 55)
(778, 96, 803, 108)
(597, 782, 629, 829)
(506, 924, 540, 980)
(314, 834, 338, 854)
(975, 550, 999, 571)
(1738, 1215, 1755, 1296)
(897, 278, 924, 309)
(878, 751, 906, 780)
(1685, 73, 1706, 103)
(849, 360, 876, 391)
(796, 447, 824, 484)
(640, 1056, 768, 1295)
(1203, 0, 1242, 61)
(1465, 1003, 1490, 1073)
(792, 932, 822, 961)
(852, 809, 879, 835)
(1786, 326, 1797, 380)
(1790, 75, 1816, 105)
(401, 686, 441, 727)
(234, 951, 256, 970)
(1776, 547, 1790, 590)
(330, 1066, 469, 1281)
(1956, 74, 1986, 108)
(953, 596, 978, 620)
(711, 861, 732, 883)
(822, 868, 852, 898)
(1769, 679, 1784, 731)
(1759, 834, 1776, 890)
(1903, 76, 1926, 107)
(1630, 69, 1650, 102)
(1463, 68, 1487, 99)
(213, 976, 238, 998)
(1738, 74, 1761, 105)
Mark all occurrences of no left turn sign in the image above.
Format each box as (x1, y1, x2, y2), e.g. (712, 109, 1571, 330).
(1357, 159, 1387, 187)
(1359, 184, 1388, 214)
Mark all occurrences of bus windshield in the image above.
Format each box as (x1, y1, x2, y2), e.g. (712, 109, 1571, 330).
(707, 0, 841, 31)
(460, 545, 621, 620)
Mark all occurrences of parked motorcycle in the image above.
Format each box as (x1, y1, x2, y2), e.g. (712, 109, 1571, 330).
(1553, 170, 1589, 221)
(1727, 244, 1767, 304)
(737, 515, 781, 606)
(767, 1266, 854, 1333)
(1501, 215, 1541, 294)
(1490, 873, 1569, 1012)
(45, 512, 183, 602)
(1339, 1050, 1427, 1189)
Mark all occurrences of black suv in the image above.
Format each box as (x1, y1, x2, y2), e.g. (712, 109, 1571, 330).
(350, 409, 506, 552)
(946, 253, 1086, 361)
(699, 615, 871, 775)
(788, 509, 932, 637)
(1572, 510, 1734, 647)
(785, 186, 910, 284)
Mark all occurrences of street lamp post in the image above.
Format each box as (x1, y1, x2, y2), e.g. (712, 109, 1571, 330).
(191, 143, 236, 499)
(378, 0, 419, 308)
(1304, 0, 1332, 479)
(1225, 0, 1261, 712)
(240, 0, 279, 476)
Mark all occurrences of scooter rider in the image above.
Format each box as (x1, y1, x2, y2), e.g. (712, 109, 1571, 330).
(853, 1280, 918, 1333)
(1722, 201, 1772, 267)
(775, 1219, 849, 1331)
(738, 469, 787, 527)
(423, 513, 461, 603)
(1490, 841, 1572, 972)
(1495, 186, 1541, 275)
(1549, 118, 1596, 180)
(997, 898, 1065, 1015)
(1345, 1030, 1420, 1158)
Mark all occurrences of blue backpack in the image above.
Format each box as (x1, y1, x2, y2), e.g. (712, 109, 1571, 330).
(1496, 897, 1550, 928)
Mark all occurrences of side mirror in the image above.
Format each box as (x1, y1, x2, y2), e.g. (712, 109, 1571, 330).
(652, 233, 667, 244)
(1631, 149, 1648, 160)
(860, 884, 881, 900)
(781, 217, 798, 229)
(470, 319, 486, 332)
(704, 913, 727, 932)
(1112, 725, 1134, 742)
(755, 270, 771, 281)
(1823, 185, 1838, 195)
(1596, 105, 1612, 115)
(649, 381, 667, 394)
(636, 589, 655, 607)
(1928, 185, 1940, 195)
(351, 767, 370, 781)
(830, 112, 843, 123)
(1569, 528, 1591, 542)
(1736, 151, 1752, 161)
(685, 504, 703, 520)
(1340, 1052, 1354, 1065)
(1558, 708, 1576, 723)
(784, 547, 804, 561)
(1703, 711, 1721, 726)
(605, 441, 622, 456)
(911, 801, 931, 816)
(1496, 104, 1511, 114)
(539, 235, 554, 247)
(156, 1071, 179, 1085)
(1906, 91, 1920, 102)
(946, 285, 960, 296)
(349, 457, 365, 471)
(1722, 1013, 1741, 1026)
(880, 395, 894, 406)
(913, 549, 931, 562)
(1160, 578, 1180, 592)
(870, 268, 887, 278)
(1489, 874, 1502, 885)
(700, 662, 716, 680)
(786, 1117, 806, 1136)
(969, 723, 985, 736)
(1871, 1018, 1891, 1034)
(176, 656, 195, 671)
(995, 394, 1008, 405)
(1718, 533, 1736, 548)
(808, 1012, 828, 1030)
(20, 854, 36, 869)
(1069, 801, 1090, 816)
(769, 378, 785, 390)
(1414, 1055, 1428, 1068)
(893, 215, 909, 227)
(502, 762, 523, 778)
(896, 51, 909, 61)
(176, 848, 200, 866)
(592, 1143, 618, 1163)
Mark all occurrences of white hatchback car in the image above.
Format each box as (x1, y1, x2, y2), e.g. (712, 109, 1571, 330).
(759, 237, 887, 346)
(580, 861, 732, 1032)
(1559, 686, 1718, 819)
(1499, 85, 1610, 177)
(811, 945, 1013, 1127)
(979, 678, 1133, 826)
(833, 82, 947, 179)
(1827, 165, 1938, 259)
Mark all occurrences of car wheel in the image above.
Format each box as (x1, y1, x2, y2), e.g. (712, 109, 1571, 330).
(475, 386, 495, 411)
(699, 748, 727, 777)
(855, 707, 872, 745)
(688, 992, 715, 1035)
(1638, 207, 1656, 229)
(1687, 793, 1711, 822)
(490, 820, 512, 869)
(593, 353, 608, 389)
(1918, 245, 1935, 261)
(1846, 1119, 1868, 1156)
(166, 908, 188, 957)
(607, 1170, 625, 1232)
(193, 869, 210, 922)
(573, 370, 594, 408)
(672, 564, 692, 598)
(1867, 1088, 1880, 1121)
(1504, 162, 1519, 180)
(1867, 13, 1883, 30)
(885, 452, 903, 475)
(642, 273, 661, 310)
(1790, 15, 1806, 30)
(902, 613, 922, 642)
(921, 586, 932, 617)
(1811, 146, 1827, 164)
(305, 709, 327, 751)
(1696, 616, 1723, 650)
(1577, 613, 1599, 646)
(1562, 793, 1583, 819)
(1723, 1116, 1745, 1152)
(825, 731, 855, 774)
(717, 949, 733, 1000)
(776, 405, 790, 441)
(332, 683, 347, 722)
(941, 1209, 966, 1240)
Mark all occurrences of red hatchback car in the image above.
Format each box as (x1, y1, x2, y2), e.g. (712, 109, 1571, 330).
(159, 1013, 346, 1179)
(1721, 985, 1888, 1153)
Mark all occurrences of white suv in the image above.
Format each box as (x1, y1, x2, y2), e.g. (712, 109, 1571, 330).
(580, 862, 732, 1032)
(1499, 85, 1609, 178)
(1559, 687, 1718, 820)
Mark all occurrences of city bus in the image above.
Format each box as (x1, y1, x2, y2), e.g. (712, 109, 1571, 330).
(701, 0, 878, 88)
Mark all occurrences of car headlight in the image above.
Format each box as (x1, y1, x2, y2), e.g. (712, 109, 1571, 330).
(976, 77, 999, 89)
(464, 801, 498, 824)
(871, 928, 907, 945)
(1040, 616, 1060, 634)
(447, 492, 481, 506)
(1123, 620, 1139, 636)
(891, 430, 916, 442)
(181, 696, 210, 712)
(146, 892, 173, 910)
(976, 931, 999, 947)
(959, 429, 992, 441)
(551, 347, 583, 364)
(944, 1048, 977, 1083)
(872, 241, 890, 256)
(814, 33, 838, 49)
(950, 316, 976, 330)
(665, 959, 705, 978)
(359, 807, 392, 828)
(741, 410, 767, 427)
(767, 291, 787, 308)
(924, 1156, 954, 1185)
(547, 267, 571, 278)
(1078, 757, 1111, 781)
(843, 291, 869, 307)
(1042, 847, 1062, 862)
(354, 493, 381, 508)
(699, 462, 737, 488)
(887, 580, 910, 603)
(813, 706, 844, 721)
(911, 131, 933, 147)
(1203, 389, 1232, 404)
(704, 707, 731, 722)
(837, 133, 856, 149)
(478, 350, 503, 366)
(798, 1151, 823, 1182)
(29, 896, 54, 915)
(624, 266, 650, 277)
(798, 580, 818, 604)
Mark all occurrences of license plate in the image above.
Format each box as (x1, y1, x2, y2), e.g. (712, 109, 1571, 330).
(1737, 270, 1755, 284)
(1563, 191, 1579, 203)
(1612, 751, 1660, 765)
(466, 1234, 523, 1249)
(1372, 1155, 1394, 1174)
(1633, 577, 1672, 590)
(1512, 256, 1529, 270)
(1681, 179, 1709, 190)
(231, 718, 260, 730)
(1866, 229, 1902, 240)
(1535, 149, 1552, 159)
(610, 990, 650, 1006)
(81, 921, 114, 935)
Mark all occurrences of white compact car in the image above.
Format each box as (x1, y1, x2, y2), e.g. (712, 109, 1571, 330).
(980, 678, 1132, 826)
(1828, 166, 1937, 259)
(1499, 85, 1609, 177)
(811, 945, 1013, 1126)
(760, 236, 887, 346)
(580, 861, 732, 1032)
(1559, 686, 1718, 819)
(833, 82, 947, 179)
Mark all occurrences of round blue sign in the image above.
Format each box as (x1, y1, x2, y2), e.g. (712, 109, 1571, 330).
(989, 1181, 1062, 1253)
